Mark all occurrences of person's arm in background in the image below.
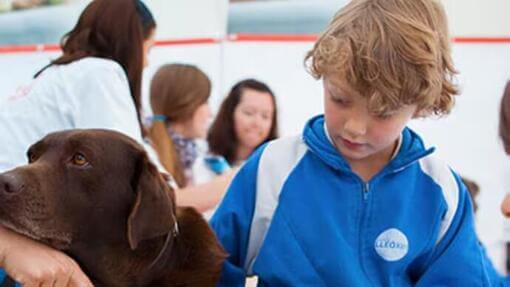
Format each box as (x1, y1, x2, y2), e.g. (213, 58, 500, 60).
(0, 226, 93, 287)
(176, 168, 237, 212)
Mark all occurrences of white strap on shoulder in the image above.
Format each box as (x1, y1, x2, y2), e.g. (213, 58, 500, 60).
(244, 136, 308, 274)
(419, 154, 459, 245)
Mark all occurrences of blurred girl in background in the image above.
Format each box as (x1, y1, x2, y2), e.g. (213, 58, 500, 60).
(148, 64, 234, 217)
(207, 79, 279, 167)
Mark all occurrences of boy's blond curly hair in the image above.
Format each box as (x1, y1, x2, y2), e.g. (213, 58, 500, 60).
(305, 0, 458, 116)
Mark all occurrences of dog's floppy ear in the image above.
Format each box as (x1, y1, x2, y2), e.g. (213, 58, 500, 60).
(127, 153, 175, 250)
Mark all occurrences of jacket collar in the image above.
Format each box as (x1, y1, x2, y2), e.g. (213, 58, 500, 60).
(303, 115, 434, 174)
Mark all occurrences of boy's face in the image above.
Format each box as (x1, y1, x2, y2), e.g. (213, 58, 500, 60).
(323, 76, 417, 167)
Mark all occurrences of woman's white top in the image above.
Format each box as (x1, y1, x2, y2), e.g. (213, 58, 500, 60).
(0, 57, 163, 173)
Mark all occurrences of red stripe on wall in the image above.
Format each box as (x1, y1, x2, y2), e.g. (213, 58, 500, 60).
(452, 37, 510, 43)
(229, 34, 510, 43)
(0, 44, 60, 53)
(228, 33, 318, 42)
(1, 34, 509, 54)
(155, 38, 220, 46)
(0, 38, 220, 54)
(229, 34, 510, 44)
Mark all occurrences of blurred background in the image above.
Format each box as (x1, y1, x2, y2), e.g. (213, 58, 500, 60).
(0, 0, 509, 273)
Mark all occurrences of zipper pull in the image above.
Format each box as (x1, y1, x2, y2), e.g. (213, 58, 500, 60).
(363, 182, 370, 200)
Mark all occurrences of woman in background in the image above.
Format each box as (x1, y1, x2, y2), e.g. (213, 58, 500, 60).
(0, 0, 156, 285)
(207, 79, 279, 167)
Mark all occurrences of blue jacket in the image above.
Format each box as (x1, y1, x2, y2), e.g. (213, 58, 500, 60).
(211, 115, 491, 286)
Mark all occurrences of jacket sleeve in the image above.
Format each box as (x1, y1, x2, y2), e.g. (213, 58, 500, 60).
(209, 146, 265, 287)
(415, 173, 491, 286)
(480, 243, 509, 287)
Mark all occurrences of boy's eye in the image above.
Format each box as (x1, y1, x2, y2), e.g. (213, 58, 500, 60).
(375, 113, 393, 120)
(331, 95, 348, 105)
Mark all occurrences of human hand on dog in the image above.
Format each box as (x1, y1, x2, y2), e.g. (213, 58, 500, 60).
(0, 226, 94, 287)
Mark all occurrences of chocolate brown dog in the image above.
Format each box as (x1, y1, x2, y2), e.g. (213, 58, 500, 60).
(0, 129, 226, 287)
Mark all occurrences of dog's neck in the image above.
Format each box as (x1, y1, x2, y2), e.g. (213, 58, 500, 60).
(69, 232, 179, 287)
(136, 221, 179, 286)
(67, 207, 226, 287)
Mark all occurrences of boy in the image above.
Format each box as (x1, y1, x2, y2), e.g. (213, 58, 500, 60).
(211, 0, 491, 285)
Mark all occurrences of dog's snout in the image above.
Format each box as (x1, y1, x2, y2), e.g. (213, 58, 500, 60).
(0, 173, 25, 195)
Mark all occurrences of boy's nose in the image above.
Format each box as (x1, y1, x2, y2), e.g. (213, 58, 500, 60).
(344, 118, 367, 137)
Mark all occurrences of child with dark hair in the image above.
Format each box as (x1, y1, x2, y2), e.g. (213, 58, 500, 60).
(207, 79, 279, 167)
(148, 64, 234, 216)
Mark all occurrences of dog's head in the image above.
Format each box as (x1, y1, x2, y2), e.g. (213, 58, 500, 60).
(0, 129, 176, 251)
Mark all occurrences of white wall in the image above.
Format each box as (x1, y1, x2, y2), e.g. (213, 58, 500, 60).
(410, 44, 510, 271)
(145, 0, 228, 39)
(443, 0, 510, 36)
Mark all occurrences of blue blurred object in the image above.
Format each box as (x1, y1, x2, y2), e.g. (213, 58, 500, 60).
(0, 269, 18, 287)
(204, 156, 230, 175)
(228, 0, 347, 34)
(0, 1, 88, 45)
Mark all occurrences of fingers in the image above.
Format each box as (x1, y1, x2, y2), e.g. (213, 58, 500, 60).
(16, 264, 64, 287)
(66, 260, 93, 287)
(13, 253, 92, 287)
(52, 256, 92, 287)
(50, 253, 74, 287)
(40, 278, 57, 287)
(52, 266, 72, 287)
(0, 230, 93, 287)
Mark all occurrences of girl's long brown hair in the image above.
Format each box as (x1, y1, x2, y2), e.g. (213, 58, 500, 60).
(148, 64, 211, 187)
(35, 0, 156, 135)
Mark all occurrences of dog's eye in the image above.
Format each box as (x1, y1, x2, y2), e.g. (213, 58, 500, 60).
(72, 153, 88, 166)
(27, 152, 36, 163)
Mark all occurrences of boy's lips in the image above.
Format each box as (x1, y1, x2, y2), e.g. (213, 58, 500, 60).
(341, 138, 365, 150)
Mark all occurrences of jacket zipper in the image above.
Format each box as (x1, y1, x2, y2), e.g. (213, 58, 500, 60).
(363, 182, 370, 200)
(358, 178, 372, 284)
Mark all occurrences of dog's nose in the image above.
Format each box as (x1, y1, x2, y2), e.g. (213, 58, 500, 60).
(0, 173, 25, 195)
